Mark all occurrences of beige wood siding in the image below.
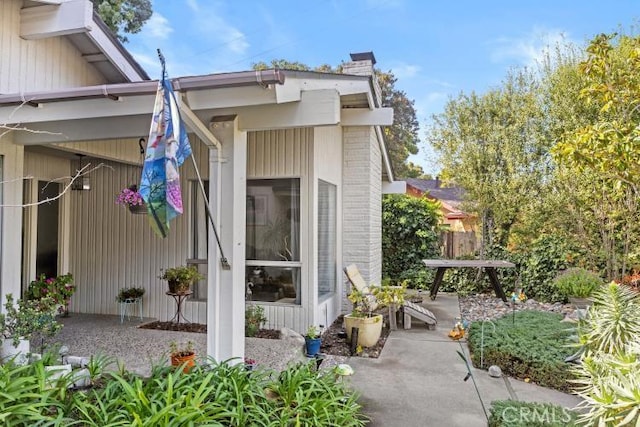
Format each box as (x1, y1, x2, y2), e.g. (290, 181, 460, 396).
(247, 129, 311, 178)
(246, 129, 312, 333)
(52, 139, 144, 165)
(24, 138, 210, 323)
(0, 0, 105, 93)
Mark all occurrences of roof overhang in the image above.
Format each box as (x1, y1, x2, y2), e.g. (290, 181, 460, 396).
(0, 69, 393, 147)
(20, 0, 148, 82)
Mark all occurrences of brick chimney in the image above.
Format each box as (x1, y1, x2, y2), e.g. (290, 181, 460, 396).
(342, 51, 381, 105)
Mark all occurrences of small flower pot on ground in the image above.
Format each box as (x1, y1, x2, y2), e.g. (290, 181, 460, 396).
(304, 325, 322, 356)
(170, 341, 196, 373)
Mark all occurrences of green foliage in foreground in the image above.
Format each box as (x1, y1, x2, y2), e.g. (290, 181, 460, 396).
(571, 283, 640, 426)
(467, 310, 575, 392)
(488, 400, 578, 427)
(0, 358, 367, 427)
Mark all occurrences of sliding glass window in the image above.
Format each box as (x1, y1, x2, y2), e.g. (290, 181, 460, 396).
(246, 179, 301, 304)
(317, 180, 337, 299)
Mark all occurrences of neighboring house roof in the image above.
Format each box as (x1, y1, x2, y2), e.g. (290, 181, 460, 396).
(406, 178, 471, 219)
(23, 1, 148, 83)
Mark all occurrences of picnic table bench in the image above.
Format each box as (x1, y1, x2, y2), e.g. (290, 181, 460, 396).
(422, 259, 515, 302)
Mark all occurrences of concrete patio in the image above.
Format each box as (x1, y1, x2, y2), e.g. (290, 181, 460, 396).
(348, 294, 582, 426)
(38, 314, 306, 376)
(38, 294, 582, 426)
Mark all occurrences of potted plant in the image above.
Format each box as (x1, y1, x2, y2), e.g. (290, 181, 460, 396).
(553, 267, 602, 307)
(245, 304, 267, 337)
(344, 287, 384, 348)
(160, 266, 204, 294)
(0, 294, 62, 365)
(305, 325, 322, 356)
(169, 341, 196, 373)
(116, 185, 147, 214)
(27, 273, 76, 316)
(116, 287, 146, 302)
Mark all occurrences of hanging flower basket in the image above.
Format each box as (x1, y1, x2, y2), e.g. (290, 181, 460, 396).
(116, 185, 147, 215)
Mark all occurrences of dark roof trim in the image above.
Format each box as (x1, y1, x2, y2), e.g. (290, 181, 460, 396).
(92, 12, 150, 80)
(0, 70, 285, 106)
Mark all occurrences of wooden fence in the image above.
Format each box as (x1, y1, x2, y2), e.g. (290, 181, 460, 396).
(441, 231, 477, 259)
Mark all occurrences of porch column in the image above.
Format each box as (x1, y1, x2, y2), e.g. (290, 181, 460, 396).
(207, 116, 247, 362)
(0, 138, 25, 305)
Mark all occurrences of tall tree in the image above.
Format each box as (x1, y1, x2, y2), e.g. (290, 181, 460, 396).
(251, 60, 423, 178)
(427, 68, 548, 247)
(92, 0, 152, 43)
(552, 33, 640, 278)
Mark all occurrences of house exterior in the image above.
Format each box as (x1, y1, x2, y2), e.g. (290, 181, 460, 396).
(406, 178, 477, 257)
(0, 0, 401, 361)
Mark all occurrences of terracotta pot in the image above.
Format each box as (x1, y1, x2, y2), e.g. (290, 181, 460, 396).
(171, 353, 196, 373)
(344, 314, 383, 347)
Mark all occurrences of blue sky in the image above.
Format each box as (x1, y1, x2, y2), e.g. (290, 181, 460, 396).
(126, 1, 639, 174)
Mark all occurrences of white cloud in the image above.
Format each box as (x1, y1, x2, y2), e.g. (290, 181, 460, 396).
(391, 63, 421, 79)
(185, 0, 199, 12)
(190, 6, 249, 56)
(144, 13, 173, 40)
(490, 27, 571, 67)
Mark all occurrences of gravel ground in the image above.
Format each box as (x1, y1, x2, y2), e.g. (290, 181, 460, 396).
(458, 293, 577, 322)
(36, 314, 317, 376)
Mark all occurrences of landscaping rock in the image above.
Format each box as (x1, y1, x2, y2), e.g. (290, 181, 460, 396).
(459, 294, 576, 322)
(71, 368, 91, 388)
(66, 356, 90, 368)
(280, 327, 305, 346)
(488, 365, 502, 378)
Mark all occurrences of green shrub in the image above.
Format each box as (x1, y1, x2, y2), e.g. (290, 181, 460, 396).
(552, 267, 602, 300)
(0, 358, 367, 426)
(517, 235, 572, 302)
(467, 310, 575, 392)
(488, 400, 578, 427)
(382, 194, 440, 287)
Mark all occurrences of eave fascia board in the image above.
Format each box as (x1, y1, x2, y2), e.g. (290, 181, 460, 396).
(237, 89, 340, 131)
(376, 125, 395, 182)
(0, 70, 285, 124)
(20, 0, 92, 39)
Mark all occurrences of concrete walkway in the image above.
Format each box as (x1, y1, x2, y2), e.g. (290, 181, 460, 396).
(348, 294, 581, 426)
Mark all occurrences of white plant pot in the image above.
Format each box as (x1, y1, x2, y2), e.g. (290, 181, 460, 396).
(344, 314, 383, 347)
(1, 338, 30, 365)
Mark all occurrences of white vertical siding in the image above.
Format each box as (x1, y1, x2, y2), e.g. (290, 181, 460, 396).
(313, 126, 343, 325)
(0, 0, 105, 93)
(22, 138, 210, 323)
(247, 129, 312, 333)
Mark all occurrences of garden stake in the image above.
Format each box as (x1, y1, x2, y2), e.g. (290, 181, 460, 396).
(457, 343, 489, 421)
(350, 327, 359, 356)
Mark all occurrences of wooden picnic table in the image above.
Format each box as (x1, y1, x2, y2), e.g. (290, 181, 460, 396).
(422, 259, 516, 302)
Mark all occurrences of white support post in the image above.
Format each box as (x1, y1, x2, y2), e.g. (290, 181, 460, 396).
(207, 117, 246, 362)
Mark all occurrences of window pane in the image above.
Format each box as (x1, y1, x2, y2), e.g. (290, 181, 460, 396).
(246, 179, 300, 261)
(318, 180, 337, 298)
(245, 265, 300, 304)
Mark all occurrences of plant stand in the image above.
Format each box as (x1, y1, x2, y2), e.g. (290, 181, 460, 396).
(166, 291, 192, 324)
(119, 297, 143, 323)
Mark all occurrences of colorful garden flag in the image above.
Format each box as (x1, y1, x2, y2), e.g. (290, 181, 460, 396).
(139, 76, 192, 238)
